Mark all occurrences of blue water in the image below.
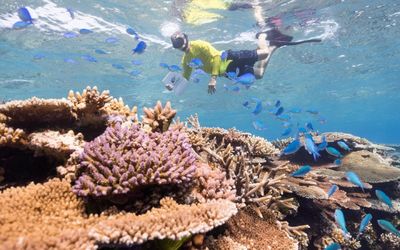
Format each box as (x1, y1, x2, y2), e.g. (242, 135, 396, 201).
(0, 0, 399, 144)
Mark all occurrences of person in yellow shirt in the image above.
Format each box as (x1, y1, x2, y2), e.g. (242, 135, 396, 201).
(170, 30, 321, 94)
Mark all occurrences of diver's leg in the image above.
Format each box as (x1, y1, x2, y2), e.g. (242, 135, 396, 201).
(253, 33, 277, 79)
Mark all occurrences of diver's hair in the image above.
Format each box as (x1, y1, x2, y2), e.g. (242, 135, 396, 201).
(171, 31, 188, 50)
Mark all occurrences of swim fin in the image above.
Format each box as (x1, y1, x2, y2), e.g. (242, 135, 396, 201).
(256, 29, 321, 47)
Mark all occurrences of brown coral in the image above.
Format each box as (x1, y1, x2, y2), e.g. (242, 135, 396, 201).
(0, 122, 27, 146)
(142, 100, 177, 132)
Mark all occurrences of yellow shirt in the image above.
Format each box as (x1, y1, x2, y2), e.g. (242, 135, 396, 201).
(182, 40, 231, 80)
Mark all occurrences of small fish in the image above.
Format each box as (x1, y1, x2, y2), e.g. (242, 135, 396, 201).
(79, 28, 93, 34)
(298, 127, 307, 134)
(230, 85, 240, 92)
(18, 7, 33, 23)
(326, 147, 343, 158)
(377, 220, 400, 237)
(281, 127, 292, 136)
(225, 71, 238, 80)
(66, 8, 74, 19)
(126, 27, 139, 39)
(95, 49, 107, 54)
(188, 58, 203, 69)
(221, 51, 228, 60)
(324, 242, 341, 250)
(12, 21, 31, 29)
(81, 55, 97, 62)
(191, 76, 200, 83)
(242, 101, 250, 109)
(291, 165, 311, 177)
(33, 53, 45, 60)
(288, 107, 301, 113)
(345, 171, 365, 192)
(105, 37, 118, 43)
(112, 64, 124, 70)
(251, 97, 262, 115)
(168, 65, 182, 72)
(131, 60, 142, 65)
(334, 209, 349, 236)
(359, 214, 372, 234)
(306, 109, 319, 115)
(64, 58, 76, 64)
(327, 184, 338, 198)
(252, 120, 267, 130)
(281, 138, 301, 155)
(159, 62, 169, 68)
(132, 41, 146, 54)
(305, 122, 314, 131)
(305, 134, 320, 161)
(235, 73, 255, 86)
(193, 69, 207, 75)
(275, 100, 281, 107)
(276, 114, 291, 121)
(337, 141, 350, 151)
(274, 107, 284, 116)
(334, 159, 342, 165)
(375, 190, 393, 208)
(130, 70, 141, 76)
(317, 135, 327, 151)
(63, 32, 78, 38)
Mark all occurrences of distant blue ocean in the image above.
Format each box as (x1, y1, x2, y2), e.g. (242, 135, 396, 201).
(0, 0, 399, 144)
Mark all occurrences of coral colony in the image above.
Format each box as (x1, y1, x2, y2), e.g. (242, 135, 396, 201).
(0, 86, 400, 249)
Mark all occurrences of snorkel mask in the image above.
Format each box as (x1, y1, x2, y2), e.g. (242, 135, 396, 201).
(171, 31, 188, 51)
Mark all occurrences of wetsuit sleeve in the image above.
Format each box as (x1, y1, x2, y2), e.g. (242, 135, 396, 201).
(211, 56, 221, 76)
(182, 56, 192, 80)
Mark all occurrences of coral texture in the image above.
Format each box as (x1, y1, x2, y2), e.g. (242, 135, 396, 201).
(142, 100, 177, 132)
(73, 123, 197, 196)
(0, 122, 27, 146)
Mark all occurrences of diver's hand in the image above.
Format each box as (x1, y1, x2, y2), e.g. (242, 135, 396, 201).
(208, 76, 217, 95)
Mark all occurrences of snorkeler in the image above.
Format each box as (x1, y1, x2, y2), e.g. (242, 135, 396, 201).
(170, 30, 321, 94)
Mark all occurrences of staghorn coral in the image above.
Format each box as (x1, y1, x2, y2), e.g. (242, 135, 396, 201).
(380, 232, 400, 249)
(73, 123, 197, 197)
(330, 227, 361, 249)
(89, 197, 237, 246)
(142, 100, 177, 132)
(0, 122, 27, 146)
(0, 97, 75, 129)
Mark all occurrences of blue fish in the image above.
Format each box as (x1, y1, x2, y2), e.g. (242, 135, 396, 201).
(334, 159, 342, 165)
(12, 21, 31, 29)
(324, 243, 341, 250)
(130, 70, 141, 76)
(251, 98, 262, 115)
(63, 32, 78, 38)
(95, 49, 107, 55)
(18, 7, 33, 23)
(377, 220, 400, 237)
(359, 214, 372, 234)
(317, 135, 327, 151)
(159, 62, 169, 68)
(81, 55, 97, 62)
(326, 147, 342, 158)
(131, 60, 142, 65)
(306, 109, 319, 115)
(252, 120, 267, 130)
(105, 37, 118, 43)
(168, 65, 182, 72)
(305, 122, 314, 131)
(305, 134, 320, 161)
(276, 114, 291, 121)
(188, 58, 203, 69)
(297, 127, 307, 134)
(334, 209, 349, 236)
(337, 141, 350, 151)
(235, 73, 255, 86)
(327, 184, 338, 198)
(221, 51, 228, 60)
(281, 127, 292, 136)
(225, 71, 238, 80)
(275, 100, 281, 107)
(66, 8, 74, 19)
(193, 69, 207, 75)
(79, 28, 93, 34)
(288, 107, 301, 113)
(242, 101, 250, 109)
(126, 27, 139, 39)
(345, 171, 365, 192)
(375, 190, 393, 208)
(132, 41, 146, 54)
(281, 138, 301, 155)
(274, 107, 284, 116)
(291, 165, 311, 177)
(33, 53, 45, 60)
(112, 64, 124, 70)
(64, 58, 76, 64)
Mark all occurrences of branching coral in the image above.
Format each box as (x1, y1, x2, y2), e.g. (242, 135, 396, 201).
(142, 100, 177, 132)
(73, 123, 197, 197)
(0, 122, 27, 146)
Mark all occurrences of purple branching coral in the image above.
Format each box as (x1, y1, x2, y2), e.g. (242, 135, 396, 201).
(73, 123, 197, 196)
